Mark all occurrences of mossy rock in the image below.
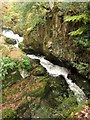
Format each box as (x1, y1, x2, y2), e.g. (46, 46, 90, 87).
(5, 38, 17, 45)
(2, 99, 31, 119)
(3, 71, 22, 88)
(32, 66, 46, 76)
(16, 98, 31, 119)
(18, 42, 25, 50)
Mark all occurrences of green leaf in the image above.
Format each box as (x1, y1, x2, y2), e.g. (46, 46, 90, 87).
(65, 14, 90, 23)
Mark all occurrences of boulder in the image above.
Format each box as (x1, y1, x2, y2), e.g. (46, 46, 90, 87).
(5, 38, 17, 45)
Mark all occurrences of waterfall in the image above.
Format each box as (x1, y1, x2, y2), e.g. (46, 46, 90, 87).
(2, 30, 23, 48)
(27, 54, 86, 104)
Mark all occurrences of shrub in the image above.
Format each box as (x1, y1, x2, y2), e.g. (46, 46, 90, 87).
(0, 55, 32, 81)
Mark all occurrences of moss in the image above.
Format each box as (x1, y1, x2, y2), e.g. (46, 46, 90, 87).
(2, 108, 17, 119)
(53, 97, 78, 118)
(5, 38, 16, 45)
(32, 66, 46, 76)
(73, 62, 90, 79)
(29, 77, 47, 97)
(31, 105, 53, 118)
(11, 87, 20, 94)
(18, 42, 25, 50)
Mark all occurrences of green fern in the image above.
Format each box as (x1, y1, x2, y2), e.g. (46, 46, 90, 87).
(65, 13, 90, 36)
(68, 26, 89, 36)
(65, 14, 90, 24)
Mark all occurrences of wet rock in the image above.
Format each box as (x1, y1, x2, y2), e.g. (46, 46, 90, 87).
(5, 38, 17, 45)
(20, 69, 29, 79)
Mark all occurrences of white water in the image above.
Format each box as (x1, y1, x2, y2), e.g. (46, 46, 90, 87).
(27, 54, 86, 104)
(2, 30, 86, 104)
(2, 30, 23, 48)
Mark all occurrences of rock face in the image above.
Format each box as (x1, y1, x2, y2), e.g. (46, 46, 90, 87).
(24, 7, 75, 60)
(24, 7, 90, 79)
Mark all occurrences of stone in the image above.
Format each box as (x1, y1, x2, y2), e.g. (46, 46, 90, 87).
(5, 38, 17, 45)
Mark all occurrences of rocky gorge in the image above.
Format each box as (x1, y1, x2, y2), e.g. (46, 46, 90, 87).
(1, 2, 90, 119)
(23, 6, 90, 80)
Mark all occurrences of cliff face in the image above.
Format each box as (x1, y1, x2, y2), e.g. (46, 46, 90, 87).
(24, 7, 90, 79)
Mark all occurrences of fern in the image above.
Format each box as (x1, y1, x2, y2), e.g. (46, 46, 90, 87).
(65, 2, 90, 51)
(65, 9, 90, 36)
(65, 14, 90, 24)
(68, 26, 89, 36)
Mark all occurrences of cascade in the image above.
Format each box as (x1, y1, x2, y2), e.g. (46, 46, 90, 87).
(2, 30, 87, 104)
(2, 30, 23, 48)
(27, 54, 86, 104)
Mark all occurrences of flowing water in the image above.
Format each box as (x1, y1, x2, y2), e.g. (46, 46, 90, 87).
(2, 30, 87, 104)
(27, 54, 86, 104)
(2, 30, 23, 48)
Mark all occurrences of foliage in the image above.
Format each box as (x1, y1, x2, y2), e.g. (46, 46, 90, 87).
(18, 42, 25, 50)
(15, 55, 32, 72)
(2, 2, 48, 34)
(65, 2, 90, 50)
(2, 108, 17, 119)
(65, 14, 89, 23)
(2, 3, 19, 29)
(64, 2, 90, 79)
(0, 57, 16, 80)
(76, 36, 90, 51)
(0, 55, 32, 80)
(65, 13, 90, 35)
(54, 97, 77, 118)
(73, 62, 90, 76)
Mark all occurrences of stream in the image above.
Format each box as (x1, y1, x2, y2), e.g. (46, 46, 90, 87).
(3, 30, 23, 48)
(2, 30, 87, 104)
(27, 54, 86, 104)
